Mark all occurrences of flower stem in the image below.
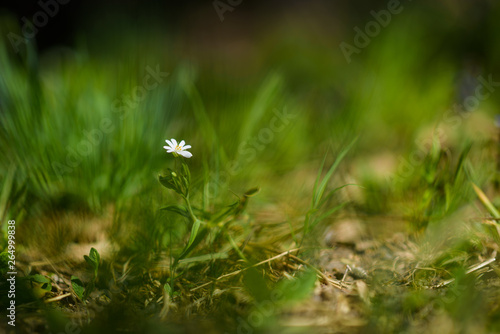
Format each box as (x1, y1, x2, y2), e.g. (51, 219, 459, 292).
(183, 194, 197, 224)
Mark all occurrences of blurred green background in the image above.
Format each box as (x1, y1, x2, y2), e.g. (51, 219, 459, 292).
(1, 0, 498, 219)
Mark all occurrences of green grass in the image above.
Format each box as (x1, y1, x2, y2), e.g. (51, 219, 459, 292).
(1, 4, 500, 333)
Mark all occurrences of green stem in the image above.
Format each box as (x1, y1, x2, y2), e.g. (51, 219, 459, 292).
(169, 228, 174, 297)
(183, 194, 197, 224)
(175, 194, 201, 263)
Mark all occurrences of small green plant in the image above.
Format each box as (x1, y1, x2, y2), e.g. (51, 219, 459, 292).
(402, 141, 473, 232)
(71, 247, 100, 303)
(159, 139, 200, 268)
(300, 138, 358, 247)
(159, 138, 259, 296)
(24, 274, 52, 299)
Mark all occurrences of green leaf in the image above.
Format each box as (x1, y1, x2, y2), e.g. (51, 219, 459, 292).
(84, 255, 96, 270)
(71, 276, 85, 301)
(22, 274, 51, 283)
(211, 201, 240, 225)
(176, 227, 209, 263)
(159, 174, 177, 191)
(182, 176, 189, 194)
(30, 274, 51, 284)
(186, 219, 201, 249)
(84, 248, 100, 278)
(83, 281, 95, 301)
(164, 283, 173, 296)
(23, 274, 53, 292)
(160, 205, 189, 218)
(89, 247, 100, 264)
(274, 269, 317, 305)
(243, 268, 271, 303)
(244, 187, 260, 197)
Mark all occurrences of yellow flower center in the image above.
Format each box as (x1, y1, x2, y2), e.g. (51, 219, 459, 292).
(175, 145, 182, 151)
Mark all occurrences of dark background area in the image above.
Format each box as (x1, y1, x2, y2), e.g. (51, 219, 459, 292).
(0, 0, 493, 61)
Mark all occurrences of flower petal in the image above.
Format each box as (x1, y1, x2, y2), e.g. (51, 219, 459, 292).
(178, 150, 192, 158)
(171, 138, 178, 147)
(165, 140, 174, 148)
(179, 140, 185, 147)
(182, 145, 191, 150)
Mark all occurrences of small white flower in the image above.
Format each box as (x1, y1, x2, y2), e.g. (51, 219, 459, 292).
(164, 138, 192, 158)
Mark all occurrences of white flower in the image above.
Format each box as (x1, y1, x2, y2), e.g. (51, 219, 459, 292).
(164, 138, 192, 158)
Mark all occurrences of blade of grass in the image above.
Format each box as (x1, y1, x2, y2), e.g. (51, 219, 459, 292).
(453, 143, 472, 184)
(311, 154, 327, 208)
(472, 183, 500, 219)
(318, 183, 360, 208)
(315, 202, 348, 223)
(226, 233, 248, 261)
(178, 252, 228, 265)
(313, 137, 358, 208)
